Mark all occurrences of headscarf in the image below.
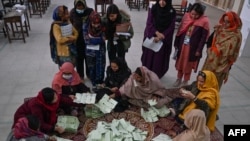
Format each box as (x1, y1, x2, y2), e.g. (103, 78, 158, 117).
(88, 11, 104, 37)
(119, 66, 166, 102)
(52, 62, 82, 94)
(179, 70, 220, 132)
(210, 11, 242, 57)
(52, 6, 61, 21)
(13, 117, 44, 139)
(105, 4, 122, 40)
(173, 109, 210, 141)
(36, 91, 60, 126)
(176, 13, 209, 37)
(151, 0, 176, 32)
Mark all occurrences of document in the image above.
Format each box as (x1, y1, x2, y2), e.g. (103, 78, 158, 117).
(142, 37, 163, 52)
(95, 94, 118, 114)
(152, 133, 172, 141)
(86, 44, 100, 50)
(56, 116, 80, 133)
(74, 93, 96, 104)
(60, 24, 73, 37)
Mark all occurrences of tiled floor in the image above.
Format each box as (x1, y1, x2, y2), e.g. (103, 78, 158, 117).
(1, 0, 250, 140)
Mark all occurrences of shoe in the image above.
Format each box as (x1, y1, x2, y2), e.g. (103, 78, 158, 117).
(181, 81, 188, 87)
(173, 79, 181, 87)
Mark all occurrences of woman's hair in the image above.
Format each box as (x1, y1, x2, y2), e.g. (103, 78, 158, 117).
(189, 3, 205, 16)
(134, 67, 142, 77)
(198, 71, 206, 80)
(26, 115, 40, 131)
(41, 87, 56, 104)
(106, 4, 120, 17)
(110, 57, 128, 71)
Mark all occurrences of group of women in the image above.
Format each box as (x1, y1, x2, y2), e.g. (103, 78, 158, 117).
(8, 0, 243, 140)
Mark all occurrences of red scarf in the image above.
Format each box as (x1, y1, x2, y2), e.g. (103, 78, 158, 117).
(13, 117, 44, 139)
(36, 91, 60, 125)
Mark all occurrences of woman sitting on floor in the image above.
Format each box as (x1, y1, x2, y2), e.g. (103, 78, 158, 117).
(7, 115, 56, 141)
(95, 57, 131, 112)
(172, 109, 210, 141)
(52, 62, 90, 115)
(111, 66, 180, 109)
(170, 70, 220, 132)
(12, 87, 82, 134)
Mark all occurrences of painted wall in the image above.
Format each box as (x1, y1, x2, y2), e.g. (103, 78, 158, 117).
(240, 0, 250, 57)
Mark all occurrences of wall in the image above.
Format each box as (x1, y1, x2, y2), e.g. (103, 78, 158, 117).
(239, 0, 250, 57)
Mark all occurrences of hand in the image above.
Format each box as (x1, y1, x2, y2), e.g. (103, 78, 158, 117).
(48, 136, 57, 141)
(110, 87, 118, 92)
(153, 37, 160, 43)
(168, 130, 177, 138)
(69, 95, 76, 100)
(55, 125, 65, 134)
(155, 31, 165, 40)
(67, 36, 75, 43)
(180, 88, 195, 100)
(109, 93, 116, 99)
(195, 51, 200, 56)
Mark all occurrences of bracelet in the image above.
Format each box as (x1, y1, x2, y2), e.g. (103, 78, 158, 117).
(193, 96, 198, 101)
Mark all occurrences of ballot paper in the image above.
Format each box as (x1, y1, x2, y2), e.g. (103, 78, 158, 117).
(60, 24, 73, 37)
(142, 37, 163, 52)
(56, 116, 79, 133)
(152, 133, 172, 141)
(74, 93, 96, 104)
(86, 118, 148, 141)
(141, 105, 171, 122)
(95, 94, 118, 114)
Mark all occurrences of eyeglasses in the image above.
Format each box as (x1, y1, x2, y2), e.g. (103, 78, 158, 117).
(198, 71, 206, 78)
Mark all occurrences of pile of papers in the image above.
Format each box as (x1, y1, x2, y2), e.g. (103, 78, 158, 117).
(84, 105, 104, 118)
(152, 133, 172, 141)
(60, 24, 73, 37)
(95, 94, 118, 114)
(74, 93, 96, 104)
(56, 116, 80, 133)
(141, 105, 170, 122)
(86, 118, 148, 141)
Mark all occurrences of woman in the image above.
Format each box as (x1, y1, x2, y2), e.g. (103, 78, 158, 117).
(70, 0, 93, 79)
(83, 11, 106, 88)
(141, 0, 176, 79)
(116, 66, 179, 108)
(173, 3, 210, 87)
(52, 62, 90, 115)
(102, 4, 134, 62)
(172, 109, 210, 141)
(103, 57, 131, 91)
(12, 87, 79, 134)
(7, 115, 56, 141)
(202, 11, 242, 89)
(50, 5, 78, 67)
(171, 70, 220, 132)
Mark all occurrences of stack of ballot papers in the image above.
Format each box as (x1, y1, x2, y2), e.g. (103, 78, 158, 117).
(95, 94, 118, 114)
(56, 116, 79, 133)
(73, 93, 96, 104)
(53, 136, 73, 141)
(84, 105, 104, 118)
(86, 118, 148, 141)
(152, 133, 172, 141)
(141, 105, 170, 122)
(142, 37, 163, 52)
(60, 24, 73, 37)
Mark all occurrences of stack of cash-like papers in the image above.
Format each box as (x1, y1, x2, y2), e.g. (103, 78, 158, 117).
(56, 116, 79, 133)
(152, 133, 172, 141)
(86, 118, 148, 141)
(74, 93, 96, 104)
(95, 94, 118, 114)
(141, 105, 170, 122)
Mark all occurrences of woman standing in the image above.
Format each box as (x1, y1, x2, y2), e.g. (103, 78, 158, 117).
(141, 0, 176, 79)
(202, 11, 242, 89)
(70, 0, 93, 79)
(102, 4, 134, 62)
(173, 3, 210, 87)
(83, 11, 106, 88)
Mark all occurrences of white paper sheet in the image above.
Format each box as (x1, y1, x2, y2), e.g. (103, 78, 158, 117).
(86, 44, 100, 50)
(61, 24, 73, 37)
(95, 94, 118, 114)
(142, 37, 163, 52)
(74, 93, 96, 104)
